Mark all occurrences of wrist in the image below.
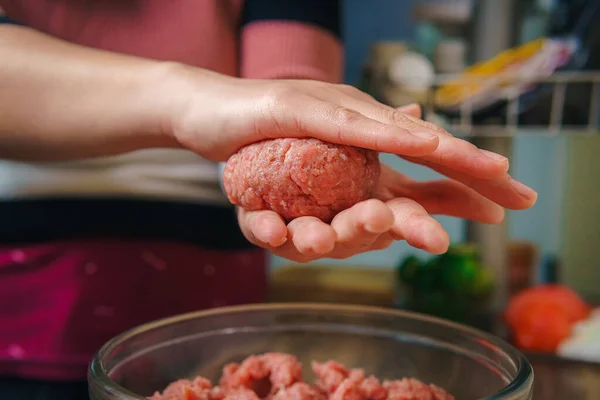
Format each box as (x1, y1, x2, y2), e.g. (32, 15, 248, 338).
(153, 63, 242, 157)
(127, 61, 192, 150)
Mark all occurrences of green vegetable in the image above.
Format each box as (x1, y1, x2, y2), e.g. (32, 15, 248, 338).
(414, 259, 439, 291)
(444, 243, 480, 261)
(398, 244, 494, 323)
(441, 255, 479, 294)
(398, 255, 421, 285)
(421, 290, 446, 315)
(469, 266, 495, 298)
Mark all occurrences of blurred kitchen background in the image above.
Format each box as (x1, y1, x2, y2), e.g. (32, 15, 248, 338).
(269, 0, 600, 372)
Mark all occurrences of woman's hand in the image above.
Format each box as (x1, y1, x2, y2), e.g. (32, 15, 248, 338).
(0, 23, 515, 177)
(175, 74, 536, 262)
(235, 104, 538, 262)
(0, 22, 536, 262)
(173, 73, 474, 162)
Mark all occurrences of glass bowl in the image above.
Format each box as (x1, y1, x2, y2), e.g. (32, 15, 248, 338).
(88, 303, 533, 399)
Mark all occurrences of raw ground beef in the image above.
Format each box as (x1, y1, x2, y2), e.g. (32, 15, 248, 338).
(149, 353, 454, 400)
(222, 138, 381, 223)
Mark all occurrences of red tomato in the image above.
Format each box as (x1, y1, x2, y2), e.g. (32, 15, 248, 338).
(535, 285, 590, 321)
(505, 285, 590, 330)
(512, 303, 573, 352)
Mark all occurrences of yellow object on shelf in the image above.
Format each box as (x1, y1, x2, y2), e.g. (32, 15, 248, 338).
(435, 37, 576, 112)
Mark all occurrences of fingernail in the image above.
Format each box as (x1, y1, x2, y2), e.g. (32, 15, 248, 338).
(411, 130, 437, 140)
(270, 236, 287, 247)
(510, 178, 537, 199)
(480, 149, 508, 163)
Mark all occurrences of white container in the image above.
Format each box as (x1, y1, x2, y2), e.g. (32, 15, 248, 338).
(389, 51, 436, 90)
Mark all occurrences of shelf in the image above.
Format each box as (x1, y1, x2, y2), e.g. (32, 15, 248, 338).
(373, 71, 600, 138)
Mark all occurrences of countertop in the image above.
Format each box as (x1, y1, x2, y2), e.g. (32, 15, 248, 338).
(525, 352, 600, 399)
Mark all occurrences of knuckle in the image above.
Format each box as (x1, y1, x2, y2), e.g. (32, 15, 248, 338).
(419, 118, 448, 135)
(389, 109, 437, 134)
(388, 109, 410, 125)
(389, 200, 426, 223)
(332, 106, 361, 125)
(392, 107, 448, 135)
(406, 114, 447, 135)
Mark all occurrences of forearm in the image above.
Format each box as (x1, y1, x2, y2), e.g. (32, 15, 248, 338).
(0, 24, 184, 161)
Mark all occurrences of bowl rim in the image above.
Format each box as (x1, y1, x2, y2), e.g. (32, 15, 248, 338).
(88, 303, 533, 400)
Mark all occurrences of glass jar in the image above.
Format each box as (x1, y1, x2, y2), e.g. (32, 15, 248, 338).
(89, 303, 533, 399)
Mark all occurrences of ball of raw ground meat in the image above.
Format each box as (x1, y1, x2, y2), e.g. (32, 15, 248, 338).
(222, 138, 381, 223)
(151, 353, 455, 400)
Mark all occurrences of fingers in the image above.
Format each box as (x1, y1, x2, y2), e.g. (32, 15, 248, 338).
(237, 208, 287, 247)
(327, 96, 442, 155)
(386, 198, 450, 254)
(396, 106, 513, 180)
(376, 165, 505, 223)
(334, 83, 423, 120)
(258, 81, 508, 181)
(253, 216, 337, 263)
(369, 234, 395, 251)
(406, 179, 506, 223)
(397, 104, 422, 118)
(286, 216, 337, 255)
(391, 109, 511, 179)
(331, 199, 395, 251)
(336, 93, 509, 179)
(352, 95, 532, 209)
(400, 158, 538, 210)
(257, 84, 439, 156)
(302, 99, 440, 156)
(279, 201, 394, 261)
(405, 138, 510, 179)
(241, 198, 449, 262)
(240, 198, 446, 262)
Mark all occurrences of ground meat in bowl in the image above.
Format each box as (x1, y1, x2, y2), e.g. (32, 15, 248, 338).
(149, 353, 454, 400)
(222, 138, 381, 223)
